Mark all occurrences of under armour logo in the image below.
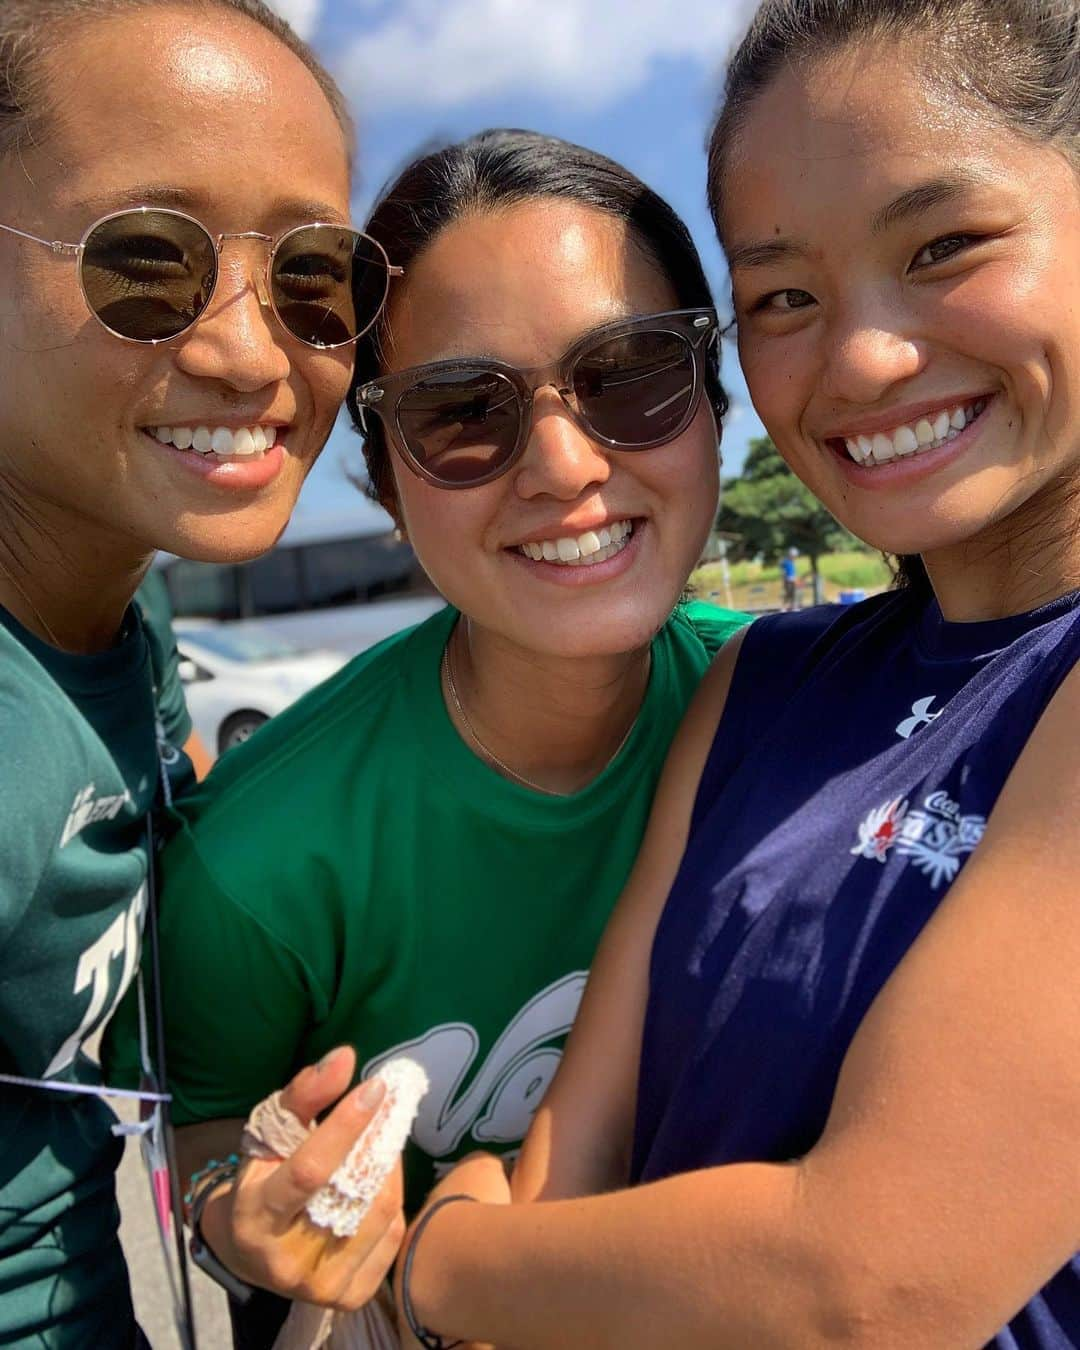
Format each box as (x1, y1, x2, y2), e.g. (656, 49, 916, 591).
(896, 696, 941, 740)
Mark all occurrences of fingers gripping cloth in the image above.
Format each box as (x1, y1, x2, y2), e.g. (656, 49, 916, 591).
(241, 1058, 429, 1350)
(243, 1058, 429, 1237)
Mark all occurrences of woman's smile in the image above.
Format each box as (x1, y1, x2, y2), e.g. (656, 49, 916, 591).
(142, 419, 292, 490)
(507, 517, 644, 585)
(830, 395, 993, 468)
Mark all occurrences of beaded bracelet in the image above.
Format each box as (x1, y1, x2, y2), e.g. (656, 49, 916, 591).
(183, 1152, 240, 1215)
(400, 1194, 478, 1350)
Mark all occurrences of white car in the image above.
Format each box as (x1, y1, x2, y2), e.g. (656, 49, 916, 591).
(175, 622, 347, 758)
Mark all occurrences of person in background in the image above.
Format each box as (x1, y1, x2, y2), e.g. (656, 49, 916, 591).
(144, 128, 750, 1347)
(0, 0, 405, 1342)
(780, 545, 799, 609)
(391, 3, 1080, 1346)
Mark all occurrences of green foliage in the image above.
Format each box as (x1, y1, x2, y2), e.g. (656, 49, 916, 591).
(717, 435, 860, 571)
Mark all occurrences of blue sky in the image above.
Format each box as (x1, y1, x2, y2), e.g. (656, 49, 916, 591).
(272, 0, 767, 527)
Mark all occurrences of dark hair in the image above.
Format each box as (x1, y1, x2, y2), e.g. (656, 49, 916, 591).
(708, 0, 1079, 240)
(0, 0, 353, 163)
(347, 127, 726, 511)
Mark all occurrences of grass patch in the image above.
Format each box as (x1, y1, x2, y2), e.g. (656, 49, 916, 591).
(691, 550, 893, 611)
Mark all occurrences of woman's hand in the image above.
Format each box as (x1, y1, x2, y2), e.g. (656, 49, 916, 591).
(198, 1047, 407, 1310)
(395, 1153, 510, 1350)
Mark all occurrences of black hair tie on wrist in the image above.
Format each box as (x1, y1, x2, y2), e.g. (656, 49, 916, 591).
(401, 1193, 478, 1350)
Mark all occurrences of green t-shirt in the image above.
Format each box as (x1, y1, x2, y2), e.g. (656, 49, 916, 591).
(0, 600, 192, 1348)
(153, 601, 749, 1215)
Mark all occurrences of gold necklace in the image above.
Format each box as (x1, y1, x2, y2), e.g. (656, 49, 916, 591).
(441, 622, 643, 797)
(0, 558, 62, 648)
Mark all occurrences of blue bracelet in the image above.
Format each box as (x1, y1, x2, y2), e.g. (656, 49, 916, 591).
(184, 1153, 240, 1209)
(400, 1194, 477, 1350)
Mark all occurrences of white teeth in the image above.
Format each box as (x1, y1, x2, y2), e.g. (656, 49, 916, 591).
(841, 399, 987, 468)
(520, 519, 634, 567)
(870, 433, 893, 464)
(556, 537, 581, 562)
(149, 423, 278, 458)
(894, 425, 918, 456)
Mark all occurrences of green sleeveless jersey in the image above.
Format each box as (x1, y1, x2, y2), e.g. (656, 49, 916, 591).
(149, 601, 749, 1215)
(0, 599, 192, 1348)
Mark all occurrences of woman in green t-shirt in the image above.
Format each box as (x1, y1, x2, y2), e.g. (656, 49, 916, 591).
(0, 1, 406, 1343)
(156, 129, 749, 1343)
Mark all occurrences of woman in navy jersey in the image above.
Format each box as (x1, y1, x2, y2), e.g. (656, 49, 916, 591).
(390, 1, 1080, 1346)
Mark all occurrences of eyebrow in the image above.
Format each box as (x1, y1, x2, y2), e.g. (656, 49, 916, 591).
(75, 184, 350, 226)
(726, 170, 989, 272)
(870, 171, 985, 233)
(726, 237, 812, 271)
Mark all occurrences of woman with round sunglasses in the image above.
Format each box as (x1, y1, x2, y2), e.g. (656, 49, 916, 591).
(0, 1, 408, 1344)
(147, 128, 749, 1344)
(375, 2, 1080, 1346)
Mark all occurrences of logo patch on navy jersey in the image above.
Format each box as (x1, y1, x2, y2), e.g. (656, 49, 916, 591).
(852, 789, 987, 887)
(896, 696, 941, 740)
(851, 796, 909, 862)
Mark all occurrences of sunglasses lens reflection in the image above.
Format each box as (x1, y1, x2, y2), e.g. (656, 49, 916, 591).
(573, 329, 696, 446)
(389, 322, 702, 488)
(81, 212, 391, 347)
(82, 211, 217, 341)
(271, 225, 389, 348)
(396, 368, 522, 484)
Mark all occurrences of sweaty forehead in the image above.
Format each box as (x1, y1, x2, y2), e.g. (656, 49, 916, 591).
(720, 41, 979, 231)
(384, 199, 679, 369)
(734, 40, 972, 163)
(24, 7, 348, 216)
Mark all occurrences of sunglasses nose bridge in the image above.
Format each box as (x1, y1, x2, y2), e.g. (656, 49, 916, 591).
(211, 232, 276, 310)
(215, 230, 274, 246)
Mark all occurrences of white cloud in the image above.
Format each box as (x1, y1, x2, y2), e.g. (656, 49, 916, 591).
(265, 0, 323, 41)
(338, 0, 760, 111)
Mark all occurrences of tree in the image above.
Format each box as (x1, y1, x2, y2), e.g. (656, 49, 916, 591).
(716, 435, 858, 578)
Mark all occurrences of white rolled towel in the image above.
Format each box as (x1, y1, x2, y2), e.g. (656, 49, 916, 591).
(240, 1057, 430, 1350)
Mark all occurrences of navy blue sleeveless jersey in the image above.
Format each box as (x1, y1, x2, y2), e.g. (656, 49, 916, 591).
(632, 586, 1080, 1347)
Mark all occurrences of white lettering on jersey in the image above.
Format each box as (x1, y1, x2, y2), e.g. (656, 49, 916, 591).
(895, 696, 941, 740)
(60, 783, 133, 848)
(43, 881, 147, 1077)
(363, 972, 587, 1157)
(896, 790, 986, 888)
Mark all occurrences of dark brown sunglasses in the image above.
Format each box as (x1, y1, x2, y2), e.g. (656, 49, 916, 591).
(354, 307, 719, 488)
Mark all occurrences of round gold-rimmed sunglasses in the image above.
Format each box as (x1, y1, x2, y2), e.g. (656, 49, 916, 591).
(353, 307, 719, 488)
(0, 206, 402, 348)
